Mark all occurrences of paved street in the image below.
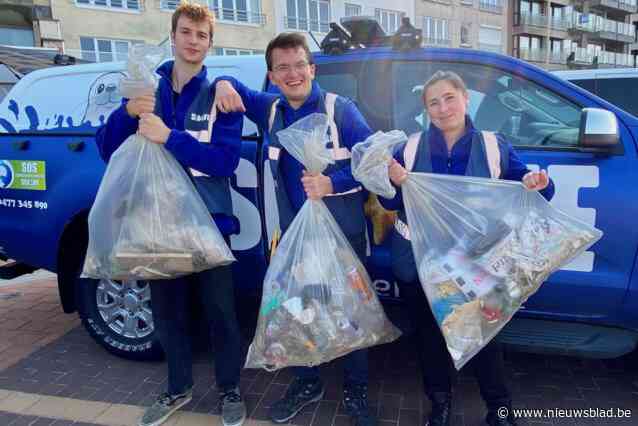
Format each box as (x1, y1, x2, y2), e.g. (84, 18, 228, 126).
(1, 276, 637, 426)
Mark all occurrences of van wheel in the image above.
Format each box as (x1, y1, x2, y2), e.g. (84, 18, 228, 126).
(76, 277, 163, 360)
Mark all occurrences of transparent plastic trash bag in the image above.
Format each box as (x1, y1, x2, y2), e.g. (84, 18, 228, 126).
(82, 135, 236, 280)
(119, 44, 166, 100)
(245, 113, 401, 371)
(353, 131, 603, 369)
(352, 130, 407, 199)
(82, 47, 234, 281)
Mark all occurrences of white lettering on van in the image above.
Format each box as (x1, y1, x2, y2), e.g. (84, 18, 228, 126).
(529, 164, 599, 272)
(230, 158, 261, 251)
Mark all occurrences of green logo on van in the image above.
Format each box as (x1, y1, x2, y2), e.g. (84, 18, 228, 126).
(0, 160, 46, 191)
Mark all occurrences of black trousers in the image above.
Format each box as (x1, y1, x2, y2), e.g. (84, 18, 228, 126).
(398, 280, 511, 409)
(150, 264, 242, 395)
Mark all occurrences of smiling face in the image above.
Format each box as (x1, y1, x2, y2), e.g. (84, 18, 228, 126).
(267, 46, 316, 108)
(424, 80, 469, 134)
(172, 15, 211, 66)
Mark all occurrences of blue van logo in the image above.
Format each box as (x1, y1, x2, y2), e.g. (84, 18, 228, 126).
(0, 160, 14, 189)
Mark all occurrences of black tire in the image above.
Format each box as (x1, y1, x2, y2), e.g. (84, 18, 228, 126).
(76, 277, 164, 361)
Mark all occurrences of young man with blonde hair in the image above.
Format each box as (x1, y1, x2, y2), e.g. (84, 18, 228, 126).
(95, 3, 246, 426)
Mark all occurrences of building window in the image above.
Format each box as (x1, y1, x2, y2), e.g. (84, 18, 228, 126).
(75, 0, 140, 11)
(80, 37, 132, 62)
(516, 34, 543, 61)
(423, 16, 450, 45)
(345, 3, 362, 17)
(478, 26, 502, 53)
(210, 0, 265, 25)
(479, 0, 503, 14)
(213, 47, 264, 55)
(286, 0, 330, 33)
(375, 8, 404, 34)
(160, 0, 180, 10)
(0, 27, 35, 47)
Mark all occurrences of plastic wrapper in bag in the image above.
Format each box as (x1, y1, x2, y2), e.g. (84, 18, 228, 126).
(119, 44, 166, 100)
(352, 130, 406, 200)
(353, 131, 603, 369)
(82, 47, 235, 281)
(245, 113, 401, 371)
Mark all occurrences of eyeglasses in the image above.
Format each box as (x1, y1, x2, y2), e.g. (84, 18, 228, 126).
(272, 61, 310, 74)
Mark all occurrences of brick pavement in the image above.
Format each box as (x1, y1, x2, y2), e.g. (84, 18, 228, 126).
(0, 277, 79, 371)
(1, 277, 637, 426)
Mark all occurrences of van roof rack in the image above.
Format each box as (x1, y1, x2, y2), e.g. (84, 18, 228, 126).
(320, 16, 422, 55)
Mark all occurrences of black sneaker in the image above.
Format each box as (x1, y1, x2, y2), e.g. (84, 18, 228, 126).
(270, 378, 325, 424)
(425, 392, 452, 426)
(343, 383, 377, 426)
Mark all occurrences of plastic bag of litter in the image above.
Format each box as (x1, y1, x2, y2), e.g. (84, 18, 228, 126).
(352, 130, 407, 199)
(353, 131, 603, 369)
(82, 46, 235, 281)
(245, 114, 401, 371)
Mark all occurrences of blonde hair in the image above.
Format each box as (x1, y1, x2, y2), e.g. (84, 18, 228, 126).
(171, 1, 215, 40)
(422, 70, 468, 103)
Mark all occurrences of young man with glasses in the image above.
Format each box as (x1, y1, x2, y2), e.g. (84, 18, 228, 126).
(214, 32, 376, 426)
(95, 3, 246, 426)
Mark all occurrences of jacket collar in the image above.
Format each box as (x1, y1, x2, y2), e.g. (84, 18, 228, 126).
(156, 60, 208, 88)
(278, 80, 322, 113)
(428, 115, 476, 155)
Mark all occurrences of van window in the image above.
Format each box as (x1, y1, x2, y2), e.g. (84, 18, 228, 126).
(392, 61, 583, 148)
(596, 77, 638, 117)
(570, 78, 596, 95)
(315, 60, 392, 131)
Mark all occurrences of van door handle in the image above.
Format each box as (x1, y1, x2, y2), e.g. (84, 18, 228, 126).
(12, 141, 29, 150)
(66, 141, 85, 152)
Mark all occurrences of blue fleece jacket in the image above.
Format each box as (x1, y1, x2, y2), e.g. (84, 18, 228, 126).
(214, 77, 372, 211)
(379, 117, 555, 211)
(95, 61, 243, 235)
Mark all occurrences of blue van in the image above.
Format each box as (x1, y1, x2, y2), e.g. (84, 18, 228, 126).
(1, 18, 637, 361)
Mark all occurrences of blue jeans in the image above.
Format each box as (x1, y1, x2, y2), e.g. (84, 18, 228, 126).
(150, 264, 242, 395)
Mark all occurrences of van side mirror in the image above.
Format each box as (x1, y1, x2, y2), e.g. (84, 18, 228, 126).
(579, 108, 619, 149)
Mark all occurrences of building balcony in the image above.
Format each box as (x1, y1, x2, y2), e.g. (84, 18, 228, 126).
(549, 50, 569, 64)
(550, 16, 571, 31)
(567, 47, 595, 65)
(520, 12, 549, 28)
(518, 47, 547, 63)
(514, 13, 550, 37)
(589, 0, 637, 14)
(597, 50, 634, 66)
(36, 19, 62, 42)
(568, 14, 596, 33)
(590, 19, 635, 43)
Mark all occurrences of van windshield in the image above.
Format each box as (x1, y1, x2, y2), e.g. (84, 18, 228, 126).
(392, 61, 583, 148)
